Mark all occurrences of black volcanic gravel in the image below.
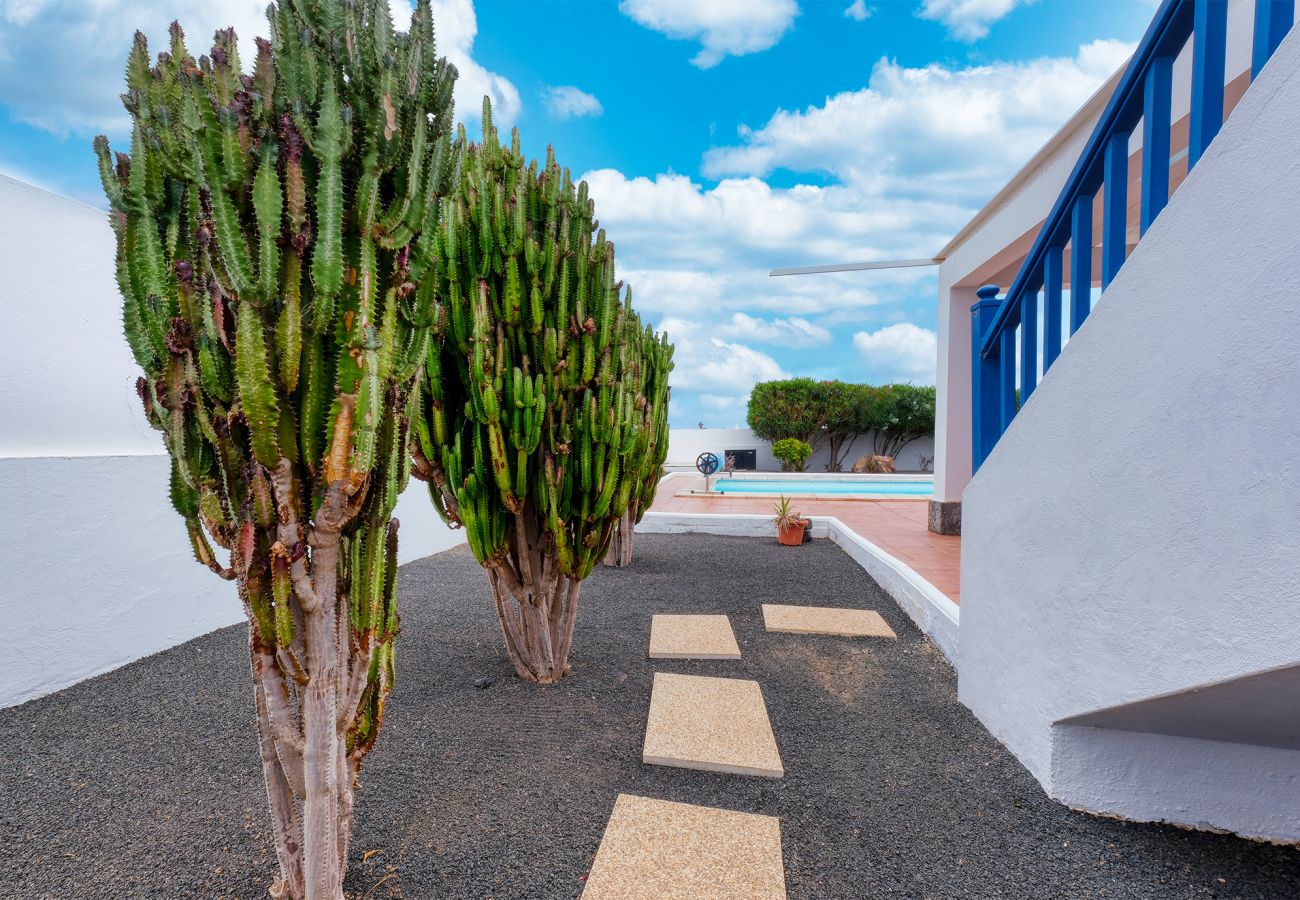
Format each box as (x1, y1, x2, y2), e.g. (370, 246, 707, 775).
(1, 534, 1297, 899)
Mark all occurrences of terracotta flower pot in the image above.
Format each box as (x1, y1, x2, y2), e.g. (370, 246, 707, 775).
(778, 520, 807, 546)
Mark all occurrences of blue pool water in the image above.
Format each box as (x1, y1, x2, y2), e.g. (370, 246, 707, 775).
(713, 477, 933, 497)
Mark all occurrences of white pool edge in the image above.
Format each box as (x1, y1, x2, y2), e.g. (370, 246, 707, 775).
(704, 491, 935, 500)
(636, 511, 960, 668)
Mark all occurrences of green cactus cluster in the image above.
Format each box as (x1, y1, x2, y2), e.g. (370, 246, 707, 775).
(606, 321, 672, 565)
(628, 321, 673, 511)
(95, 2, 455, 894)
(416, 101, 672, 679)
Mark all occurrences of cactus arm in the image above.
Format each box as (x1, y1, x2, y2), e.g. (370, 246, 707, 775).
(310, 80, 345, 324)
(253, 147, 284, 302)
(235, 302, 282, 467)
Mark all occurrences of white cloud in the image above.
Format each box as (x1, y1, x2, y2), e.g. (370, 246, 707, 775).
(702, 40, 1133, 205)
(0, 1, 267, 136)
(619, 0, 798, 68)
(586, 169, 955, 280)
(844, 1, 873, 22)
(580, 40, 1131, 423)
(714, 312, 832, 348)
(852, 323, 937, 383)
(542, 85, 603, 120)
(429, 0, 521, 127)
(656, 316, 786, 423)
(0, 0, 518, 138)
(918, 0, 1028, 42)
(700, 393, 745, 411)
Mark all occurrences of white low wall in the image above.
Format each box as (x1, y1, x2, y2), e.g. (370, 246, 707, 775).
(0, 455, 242, 707)
(667, 427, 934, 473)
(958, 30, 1300, 842)
(0, 455, 463, 710)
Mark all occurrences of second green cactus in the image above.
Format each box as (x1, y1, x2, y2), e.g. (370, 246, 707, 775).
(414, 100, 674, 683)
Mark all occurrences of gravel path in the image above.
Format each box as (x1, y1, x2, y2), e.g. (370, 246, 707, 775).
(1, 534, 1296, 899)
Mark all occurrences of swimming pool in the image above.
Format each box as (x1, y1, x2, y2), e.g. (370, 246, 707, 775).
(710, 476, 933, 498)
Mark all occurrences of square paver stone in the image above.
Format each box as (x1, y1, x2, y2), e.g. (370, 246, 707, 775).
(649, 614, 742, 660)
(761, 603, 897, 639)
(642, 672, 783, 778)
(581, 794, 786, 900)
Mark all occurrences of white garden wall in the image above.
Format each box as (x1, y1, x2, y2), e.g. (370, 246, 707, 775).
(0, 175, 463, 708)
(666, 427, 934, 473)
(958, 30, 1300, 842)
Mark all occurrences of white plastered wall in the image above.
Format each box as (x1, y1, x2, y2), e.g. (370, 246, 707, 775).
(958, 29, 1300, 841)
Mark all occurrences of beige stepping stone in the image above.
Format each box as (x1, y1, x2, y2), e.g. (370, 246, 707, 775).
(643, 672, 783, 778)
(582, 794, 786, 900)
(761, 603, 897, 639)
(649, 614, 742, 659)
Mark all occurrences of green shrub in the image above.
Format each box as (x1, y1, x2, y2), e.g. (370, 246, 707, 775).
(871, 383, 937, 458)
(771, 437, 813, 472)
(747, 378, 820, 444)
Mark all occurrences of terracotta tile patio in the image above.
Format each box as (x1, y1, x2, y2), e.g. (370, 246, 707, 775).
(650, 482, 961, 603)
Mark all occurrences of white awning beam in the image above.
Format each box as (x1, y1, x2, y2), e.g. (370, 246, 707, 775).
(769, 258, 939, 277)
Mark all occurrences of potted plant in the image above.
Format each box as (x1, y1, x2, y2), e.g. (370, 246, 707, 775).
(772, 495, 811, 546)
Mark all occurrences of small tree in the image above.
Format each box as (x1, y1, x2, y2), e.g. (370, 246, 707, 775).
(747, 378, 821, 444)
(872, 384, 937, 459)
(816, 380, 867, 472)
(604, 326, 673, 568)
(414, 104, 673, 683)
(94, 4, 455, 896)
(772, 438, 813, 472)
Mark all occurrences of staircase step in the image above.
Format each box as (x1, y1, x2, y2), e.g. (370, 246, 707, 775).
(643, 672, 783, 778)
(649, 614, 742, 660)
(762, 603, 896, 639)
(582, 793, 786, 900)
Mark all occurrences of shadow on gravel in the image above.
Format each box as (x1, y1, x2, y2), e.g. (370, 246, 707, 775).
(1, 534, 1296, 899)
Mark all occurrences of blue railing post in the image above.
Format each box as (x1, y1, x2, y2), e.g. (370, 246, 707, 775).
(1043, 245, 1064, 366)
(970, 286, 1003, 472)
(1252, 0, 1294, 77)
(1101, 132, 1129, 288)
(1020, 288, 1039, 403)
(1190, 0, 1228, 169)
(999, 322, 1017, 432)
(1141, 54, 1174, 234)
(1070, 193, 1093, 334)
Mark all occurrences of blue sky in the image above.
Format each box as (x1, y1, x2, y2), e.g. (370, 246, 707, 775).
(0, 0, 1154, 427)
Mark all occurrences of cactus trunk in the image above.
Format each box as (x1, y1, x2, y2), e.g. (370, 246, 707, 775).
(602, 507, 636, 568)
(486, 512, 583, 683)
(95, 2, 456, 894)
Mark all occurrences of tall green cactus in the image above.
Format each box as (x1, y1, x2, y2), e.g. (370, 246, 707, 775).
(94, 3, 455, 897)
(603, 324, 672, 567)
(414, 101, 673, 683)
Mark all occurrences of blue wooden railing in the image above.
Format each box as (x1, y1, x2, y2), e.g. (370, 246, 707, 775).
(971, 0, 1294, 472)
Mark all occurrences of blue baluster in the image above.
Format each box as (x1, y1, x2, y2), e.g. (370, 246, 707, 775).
(1252, 0, 1294, 78)
(1141, 54, 1173, 234)
(1043, 245, 1063, 367)
(1102, 132, 1129, 288)
(999, 319, 1017, 433)
(1070, 193, 1093, 335)
(1190, 0, 1228, 169)
(970, 286, 1003, 472)
(1020, 287, 1039, 403)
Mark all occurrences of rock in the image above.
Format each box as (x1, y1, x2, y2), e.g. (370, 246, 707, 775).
(851, 454, 896, 474)
(473, 676, 494, 689)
